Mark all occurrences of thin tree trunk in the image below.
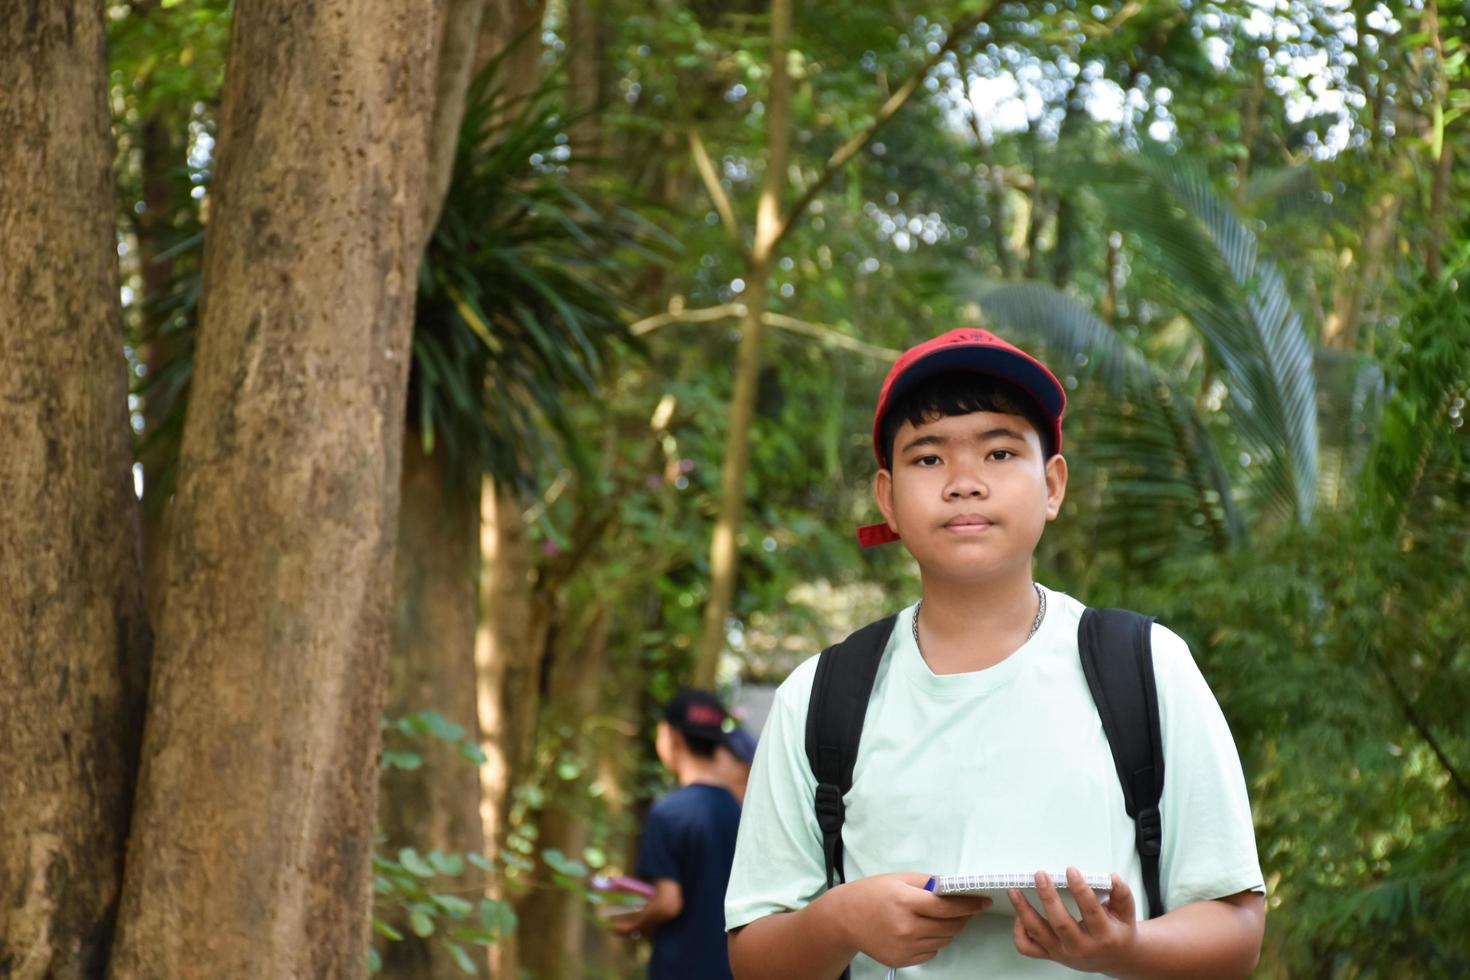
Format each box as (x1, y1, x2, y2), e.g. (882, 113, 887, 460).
(515, 607, 612, 980)
(1323, 189, 1400, 351)
(108, 0, 439, 974)
(0, 4, 151, 973)
(422, 0, 489, 239)
(1422, 0, 1452, 280)
(566, 0, 605, 172)
(381, 2, 499, 968)
(476, 482, 550, 979)
(1102, 232, 1120, 323)
(694, 0, 792, 686)
(477, 0, 544, 103)
(1051, 80, 1083, 289)
(132, 0, 184, 624)
(380, 437, 485, 980)
(1022, 125, 1044, 280)
(1234, 57, 1266, 208)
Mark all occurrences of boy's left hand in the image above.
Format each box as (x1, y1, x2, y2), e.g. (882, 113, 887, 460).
(1009, 868, 1137, 973)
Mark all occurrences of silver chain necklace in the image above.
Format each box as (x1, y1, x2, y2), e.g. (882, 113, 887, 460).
(912, 583, 1047, 652)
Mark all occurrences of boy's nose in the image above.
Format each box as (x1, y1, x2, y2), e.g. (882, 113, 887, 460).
(945, 480, 988, 499)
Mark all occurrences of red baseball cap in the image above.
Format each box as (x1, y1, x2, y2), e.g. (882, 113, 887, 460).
(858, 328, 1066, 548)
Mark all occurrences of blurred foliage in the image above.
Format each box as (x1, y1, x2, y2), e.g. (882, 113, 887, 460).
(375, 714, 516, 975)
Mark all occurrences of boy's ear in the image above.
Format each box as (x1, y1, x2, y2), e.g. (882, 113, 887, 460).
(873, 468, 898, 532)
(1044, 453, 1068, 520)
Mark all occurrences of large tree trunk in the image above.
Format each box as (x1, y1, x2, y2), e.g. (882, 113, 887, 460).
(380, 437, 486, 980)
(0, 5, 151, 974)
(108, 0, 439, 975)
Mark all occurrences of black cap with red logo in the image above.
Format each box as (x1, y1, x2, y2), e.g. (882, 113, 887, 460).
(663, 690, 730, 742)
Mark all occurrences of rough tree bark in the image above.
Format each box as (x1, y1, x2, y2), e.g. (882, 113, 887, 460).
(107, 0, 440, 975)
(0, 4, 151, 975)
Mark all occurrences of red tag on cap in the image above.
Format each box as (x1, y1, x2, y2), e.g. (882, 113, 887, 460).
(685, 704, 724, 726)
(857, 523, 901, 547)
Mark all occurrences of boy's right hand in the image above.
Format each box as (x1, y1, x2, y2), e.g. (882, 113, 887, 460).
(836, 872, 992, 968)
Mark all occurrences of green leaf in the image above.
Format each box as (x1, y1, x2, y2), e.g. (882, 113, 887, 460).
(410, 909, 435, 938)
(541, 848, 589, 878)
(432, 893, 475, 918)
(417, 710, 467, 743)
(368, 948, 382, 974)
(372, 919, 404, 942)
(382, 751, 423, 771)
(446, 942, 477, 975)
(428, 851, 466, 876)
(457, 741, 488, 766)
(479, 898, 518, 936)
(399, 848, 437, 878)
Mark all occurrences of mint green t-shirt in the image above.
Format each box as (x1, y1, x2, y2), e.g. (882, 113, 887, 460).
(725, 586, 1264, 978)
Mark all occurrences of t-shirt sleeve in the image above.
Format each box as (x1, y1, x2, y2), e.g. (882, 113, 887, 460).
(1152, 623, 1266, 910)
(636, 800, 682, 883)
(724, 657, 828, 932)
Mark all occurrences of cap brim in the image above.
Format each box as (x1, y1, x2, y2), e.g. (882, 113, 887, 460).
(888, 345, 1064, 420)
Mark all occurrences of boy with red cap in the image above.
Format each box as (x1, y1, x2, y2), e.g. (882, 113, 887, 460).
(724, 330, 1265, 978)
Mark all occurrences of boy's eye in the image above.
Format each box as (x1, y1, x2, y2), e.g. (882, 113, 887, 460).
(914, 454, 941, 466)
(990, 449, 1014, 461)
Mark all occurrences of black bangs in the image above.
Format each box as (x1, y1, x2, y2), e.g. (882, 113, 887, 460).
(878, 371, 1053, 466)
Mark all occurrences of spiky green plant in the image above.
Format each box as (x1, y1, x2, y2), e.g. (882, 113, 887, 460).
(133, 62, 669, 506)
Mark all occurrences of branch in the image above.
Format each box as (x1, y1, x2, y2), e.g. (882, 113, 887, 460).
(772, 1, 1001, 250)
(630, 304, 899, 362)
(688, 130, 746, 255)
(630, 302, 744, 336)
(1368, 641, 1470, 808)
(762, 312, 899, 362)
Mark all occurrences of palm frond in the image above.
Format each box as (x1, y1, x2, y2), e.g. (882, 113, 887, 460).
(975, 282, 1247, 553)
(410, 57, 672, 496)
(1070, 144, 1320, 524)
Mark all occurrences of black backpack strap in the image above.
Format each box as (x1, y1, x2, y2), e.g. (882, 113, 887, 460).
(804, 614, 898, 891)
(1078, 607, 1166, 918)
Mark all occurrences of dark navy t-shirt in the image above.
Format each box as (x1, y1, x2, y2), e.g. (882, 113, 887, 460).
(636, 782, 741, 980)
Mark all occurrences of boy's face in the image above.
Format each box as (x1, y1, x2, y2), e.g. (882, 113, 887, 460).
(873, 409, 1066, 584)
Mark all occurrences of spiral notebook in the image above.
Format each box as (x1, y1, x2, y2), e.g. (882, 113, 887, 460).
(880, 874, 1115, 979)
(927, 871, 1113, 918)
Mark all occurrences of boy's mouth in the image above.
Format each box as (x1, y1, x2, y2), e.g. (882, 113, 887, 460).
(943, 514, 995, 532)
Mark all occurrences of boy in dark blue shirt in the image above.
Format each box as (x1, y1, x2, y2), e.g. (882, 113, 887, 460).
(615, 690, 746, 979)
